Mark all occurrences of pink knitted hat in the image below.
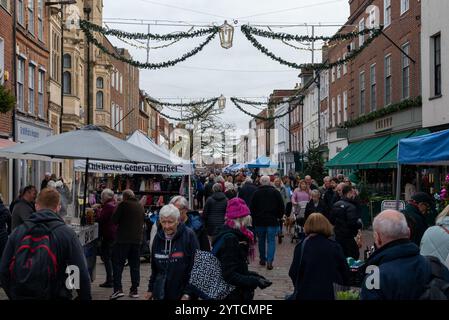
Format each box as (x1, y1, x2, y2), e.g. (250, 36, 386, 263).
(226, 197, 250, 220)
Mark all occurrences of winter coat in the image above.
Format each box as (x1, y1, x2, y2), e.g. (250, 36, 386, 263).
(330, 197, 362, 240)
(289, 234, 349, 300)
(420, 216, 449, 267)
(250, 185, 285, 227)
(185, 211, 211, 251)
(213, 226, 261, 300)
(0, 201, 12, 255)
(304, 199, 329, 222)
(225, 189, 237, 200)
(0, 210, 91, 300)
(402, 204, 429, 246)
(321, 187, 336, 212)
(203, 192, 228, 236)
(204, 180, 215, 201)
(11, 200, 35, 231)
(360, 239, 449, 300)
(238, 182, 258, 208)
(95, 199, 118, 242)
(148, 223, 199, 300)
(112, 197, 145, 244)
(275, 186, 290, 207)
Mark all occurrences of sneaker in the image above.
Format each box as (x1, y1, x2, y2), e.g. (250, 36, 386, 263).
(110, 290, 125, 300)
(99, 282, 113, 288)
(129, 289, 139, 298)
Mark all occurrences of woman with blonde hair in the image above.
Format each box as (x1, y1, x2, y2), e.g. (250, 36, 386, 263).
(420, 205, 449, 267)
(288, 213, 349, 300)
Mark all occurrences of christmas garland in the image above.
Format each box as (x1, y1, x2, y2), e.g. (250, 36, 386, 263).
(339, 96, 422, 129)
(145, 97, 219, 108)
(230, 96, 305, 121)
(241, 26, 383, 70)
(232, 92, 305, 107)
(242, 24, 379, 43)
(81, 23, 218, 69)
(80, 19, 220, 41)
(146, 98, 218, 122)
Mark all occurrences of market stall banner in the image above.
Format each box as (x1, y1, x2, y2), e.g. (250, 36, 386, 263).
(74, 160, 188, 175)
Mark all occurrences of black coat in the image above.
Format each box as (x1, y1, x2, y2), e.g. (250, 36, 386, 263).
(238, 183, 258, 208)
(112, 197, 145, 244)
(401, 204, 429, 246)
(304, 199, 329, 221)
(289, 234, 349, 300)
(204, 180, 215, 201)
(0, 210, 92, 300)
(204, 192, 228, 237)
(0, 201, 12, 255)
(250, 185, 285, 227)
(330, 197, 362, 239)
(148, 223, 199, 300)
(213, 227, 261, 300)
(321, 187, 336, 211)
(185, 211, 210, 251)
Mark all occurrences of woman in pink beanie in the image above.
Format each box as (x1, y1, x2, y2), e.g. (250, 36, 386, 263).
(212, 198, 272, 300)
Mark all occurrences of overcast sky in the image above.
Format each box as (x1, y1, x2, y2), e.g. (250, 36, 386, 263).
(102, 0, 350, 131)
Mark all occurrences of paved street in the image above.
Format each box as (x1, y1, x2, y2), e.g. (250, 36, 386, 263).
(0, 229, 372, 301)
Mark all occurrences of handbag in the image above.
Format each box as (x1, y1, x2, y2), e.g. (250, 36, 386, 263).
(188, 236, 235, 300)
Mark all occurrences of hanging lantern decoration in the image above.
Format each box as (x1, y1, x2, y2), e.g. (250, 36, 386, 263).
(219, 21, 234, 49)
(218, 95, 226, 110)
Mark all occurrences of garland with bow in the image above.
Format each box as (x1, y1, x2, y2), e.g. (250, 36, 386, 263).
(80, 20, 220, 41)
(241, 25, 383, 70)
(81, 23, 218, 69)
(146, 98, 218, 122)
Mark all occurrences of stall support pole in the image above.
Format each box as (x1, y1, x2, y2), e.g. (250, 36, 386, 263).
(82, 158, 90, 217)
(188, 175, 193, 209)
(395, 164, 402, 210)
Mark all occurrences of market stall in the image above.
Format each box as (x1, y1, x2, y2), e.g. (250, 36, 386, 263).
(0, 125, 172, 281)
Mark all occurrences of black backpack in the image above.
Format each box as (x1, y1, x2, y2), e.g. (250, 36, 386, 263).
(9, 221, 64, 300)
(419, 256, 449, 300)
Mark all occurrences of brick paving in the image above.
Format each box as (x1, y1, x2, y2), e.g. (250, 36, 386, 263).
(0, 230, 373, 300)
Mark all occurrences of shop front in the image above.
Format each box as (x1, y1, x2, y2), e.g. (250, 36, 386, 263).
(15, 118, 53, 194)
(0, 139, 14, 204)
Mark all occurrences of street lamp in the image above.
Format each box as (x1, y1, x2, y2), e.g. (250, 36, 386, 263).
(218, 94, 226, 110)
(219, 21, 234, 49)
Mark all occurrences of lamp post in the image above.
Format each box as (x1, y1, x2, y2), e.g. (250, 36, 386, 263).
(45, 0, 76, 177)
(219, 21, 234, 49)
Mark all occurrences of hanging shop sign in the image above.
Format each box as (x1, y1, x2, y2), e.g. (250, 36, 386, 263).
(74, 160, 189, 175)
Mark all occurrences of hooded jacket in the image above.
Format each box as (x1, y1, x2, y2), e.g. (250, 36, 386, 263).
(420, 216, 449, 267)
(360, 239, 444, 300)
(250, 185, 285, 227)
(213, 226, 261, 300)
(330, 197, 362, 239)
(112, 197, 145, 244)
(402, 204, 429, 246)
(204, 192, 228, 236)
(148, 223, 199, 300)
(0, 210, 92, 300)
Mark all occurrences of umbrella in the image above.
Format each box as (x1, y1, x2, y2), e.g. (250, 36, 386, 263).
(0, 125, 171, 218)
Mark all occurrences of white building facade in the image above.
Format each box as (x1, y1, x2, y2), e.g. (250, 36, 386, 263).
(421, 0, 449, 128)
(274, 101, 290, 175)
(302, 81, 319, 153)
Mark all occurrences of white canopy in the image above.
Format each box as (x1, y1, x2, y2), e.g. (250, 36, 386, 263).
(74, 130, 193, 175)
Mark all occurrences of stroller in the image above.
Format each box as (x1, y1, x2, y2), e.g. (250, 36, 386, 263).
(291, 201, 308, 243)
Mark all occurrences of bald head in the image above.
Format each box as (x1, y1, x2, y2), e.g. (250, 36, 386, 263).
(373, 210, 410, 248)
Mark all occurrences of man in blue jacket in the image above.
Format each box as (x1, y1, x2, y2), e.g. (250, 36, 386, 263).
(361, 209, 449, 300)
(0, 188, 91, 300)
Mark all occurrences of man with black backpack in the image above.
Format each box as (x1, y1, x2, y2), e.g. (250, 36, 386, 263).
(361, 210, 449, 300)
(0, 188, 92, 300)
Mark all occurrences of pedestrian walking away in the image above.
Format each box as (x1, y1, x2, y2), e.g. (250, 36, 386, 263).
(203, 183, 228, 238)
(110, 189, 145, 300)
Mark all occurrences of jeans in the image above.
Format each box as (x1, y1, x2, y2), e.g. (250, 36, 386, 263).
(112, 243, 141, 292)
(255, 226, 279, 263)
(101, 239, 114, 283)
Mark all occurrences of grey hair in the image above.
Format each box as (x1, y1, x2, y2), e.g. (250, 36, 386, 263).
(311, 189, 321, 197)
(212, 183, 223, 193)
(373, 210, 409, 241)
(159, 204, 180, 221)
(228, 215, 252, 230)
(47, 180, 57, 189)
(216, 176, 225, 183)
(101, 188, 115, 202)
(244, 177, 253, 184)
(170, 195, 189, 210)
(323, 176, 331, 183)
(260, 176, 271, 186)
(122, 189, 135, 200)
(225, 182, 235, 191)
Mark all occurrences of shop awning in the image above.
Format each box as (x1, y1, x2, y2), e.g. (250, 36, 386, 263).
(326, 129, 431, 170)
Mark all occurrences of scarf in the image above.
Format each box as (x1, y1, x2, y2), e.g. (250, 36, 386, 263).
(225, 219, 255, 262)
